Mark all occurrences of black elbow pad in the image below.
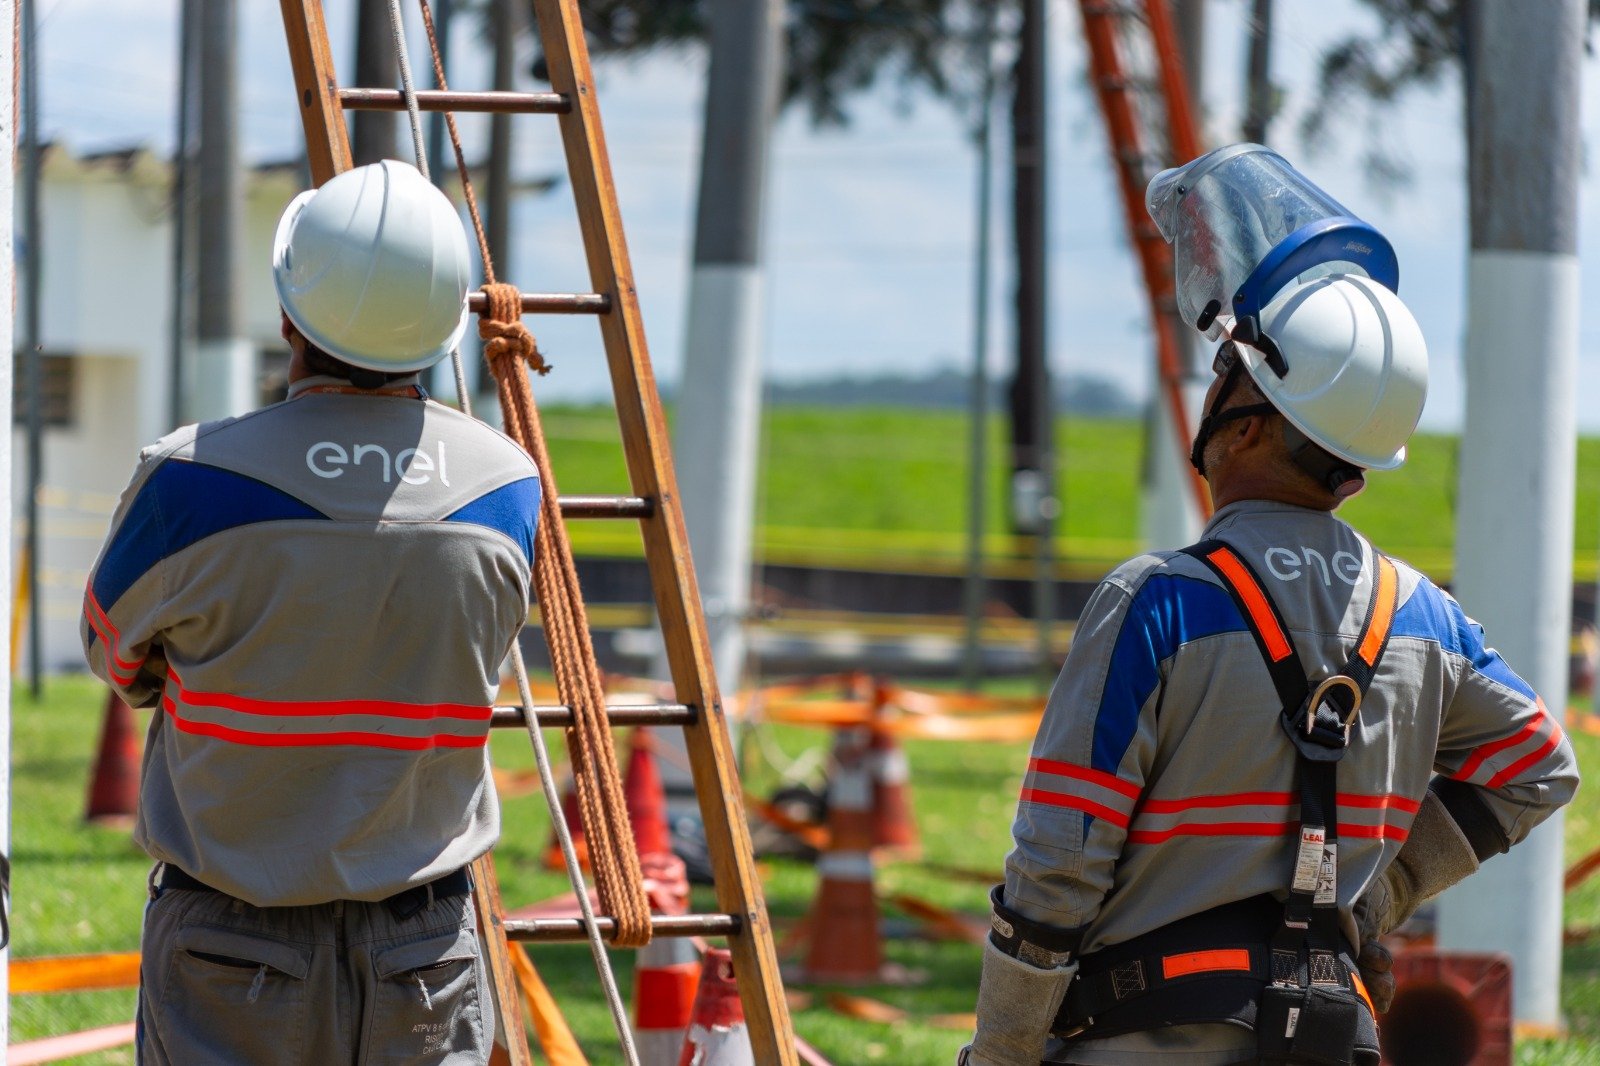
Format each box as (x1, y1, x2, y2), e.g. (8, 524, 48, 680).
(988, 885, 1086, 969)
(1429, 776, 1511, 861)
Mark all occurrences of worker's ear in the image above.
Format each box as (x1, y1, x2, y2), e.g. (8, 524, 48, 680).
(280, 312, 294, 344)
(1227, 413, 1268, 455)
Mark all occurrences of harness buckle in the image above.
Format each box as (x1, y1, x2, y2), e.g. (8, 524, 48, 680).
(1306, 675, 1363, 740)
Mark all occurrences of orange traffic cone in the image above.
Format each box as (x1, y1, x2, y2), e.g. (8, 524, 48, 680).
(542, 780, 589, 872)
(85, 690, 140, 825)
(868, 682, 920, 859)
(635, 852, 701, 1065)
(800, 727, 884, 984)
(677, 948, 753, 1066)
(626, 729, 673, 858)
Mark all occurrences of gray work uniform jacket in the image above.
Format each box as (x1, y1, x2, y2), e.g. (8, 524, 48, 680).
(82, 375, 539, 908)
(1006, 500, 1579, 1062)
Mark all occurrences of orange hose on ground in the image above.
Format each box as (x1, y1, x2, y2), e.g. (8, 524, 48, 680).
(508, 942, 588, 1066)
(10, 952, 140, 994)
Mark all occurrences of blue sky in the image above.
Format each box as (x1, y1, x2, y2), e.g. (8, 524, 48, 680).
(30, 0, 1600, 429)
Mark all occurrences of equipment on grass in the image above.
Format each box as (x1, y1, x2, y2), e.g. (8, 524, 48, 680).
(277, 1, 795, 1061)
(799, 727, 885, 984)
(679, 948, 755, 1066)
(84, 690, 139, 824)
(1146, 143, 1398, 340)
(273, 159, 472, 373)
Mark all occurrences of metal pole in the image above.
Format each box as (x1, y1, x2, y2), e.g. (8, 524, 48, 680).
(169, 0, 198, 428)
(425, 0, 453, 183)
(961, 4, 999, 689)
(1008, 0, 1056, 686)
(193, 0, 253, 421)
(1241, 0, 1273, 144)
(1, 0, 19, 1038)
(486, 0, 515, 272)
(1440, 0, 1584, 1027)
(353, 0, 399, 165)
(21, 0, 40, 696)
(672, 0, 783, 694)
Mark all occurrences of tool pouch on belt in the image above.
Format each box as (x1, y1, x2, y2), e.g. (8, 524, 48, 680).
(1257, 983, 1362, 1066)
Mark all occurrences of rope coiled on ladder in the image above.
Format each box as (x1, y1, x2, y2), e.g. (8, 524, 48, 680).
(477, 282, 650, 950)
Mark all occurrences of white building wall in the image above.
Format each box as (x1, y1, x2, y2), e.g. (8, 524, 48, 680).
(16, 149, 299, 672)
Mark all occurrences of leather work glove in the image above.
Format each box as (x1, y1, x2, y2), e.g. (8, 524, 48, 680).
(1356, 937, 1395, 1014)
(960, 937, 1076, 1066)
(1356, 790, 1480, 943)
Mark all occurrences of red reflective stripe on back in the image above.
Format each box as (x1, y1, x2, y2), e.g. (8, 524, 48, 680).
(1454, 717, 1542, 782)
(1028, 757, 1140, 798)
(1336, 792, 1422, 814)
(1487, 718, 1563, 789)
(167, 704, 487, 751)
(1207, 549, 1293, 661)
(1019, 787, 1131, 828)
(1163, 949, 1252, 979)
(1358, 557, 1398, 666)
(1337, 823, 1410, 842)
(1127, 822, 1288, 844)
(169, 673, 491, 723)
(1138, 791, 1292, 815)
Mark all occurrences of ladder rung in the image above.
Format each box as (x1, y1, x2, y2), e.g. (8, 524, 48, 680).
(559, 495, 653, 519)
(465, 292, 611, 316)
(339, 88, 570, 114)
(505, 913, 741, 943)
(491, 703, 695, 729)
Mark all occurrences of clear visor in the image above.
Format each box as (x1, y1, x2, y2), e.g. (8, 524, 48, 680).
(1147, 144, 1356, 338)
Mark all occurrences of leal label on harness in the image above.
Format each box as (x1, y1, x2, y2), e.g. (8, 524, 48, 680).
(1315, 846, 1338, 905)
(1285, 1007, 1301, 1038)
(1293, 827, 1326, 894)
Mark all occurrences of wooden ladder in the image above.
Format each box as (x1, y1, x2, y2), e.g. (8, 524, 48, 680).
(277, 2, 797, 1062)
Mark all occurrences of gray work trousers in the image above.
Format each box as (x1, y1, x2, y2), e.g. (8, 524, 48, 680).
(137, 874, 493, 1065)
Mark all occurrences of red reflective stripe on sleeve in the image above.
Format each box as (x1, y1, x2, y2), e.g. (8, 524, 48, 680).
(1027, 757, 1140, 798)
(83, 588, 145, 681)
(1454, 718, 1542, 782)
(1358, 557, 1398, 667)
(1019, 787, 1131, 828)
(1162, 949, 1252, 979)
(1206, 549, 1292, 661)
(1336, 823, 1410, 842)
(1487, 718, 1564, 789)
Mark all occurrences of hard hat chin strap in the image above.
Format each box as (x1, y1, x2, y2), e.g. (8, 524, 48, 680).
(1189, 359, 1275, 477)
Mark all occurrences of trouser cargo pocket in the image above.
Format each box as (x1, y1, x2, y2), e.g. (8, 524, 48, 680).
(152, 924, 312, 1065)
(364, 926, 487, 1065)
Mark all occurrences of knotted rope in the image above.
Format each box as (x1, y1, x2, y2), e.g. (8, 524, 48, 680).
(476, 282, 650, 950)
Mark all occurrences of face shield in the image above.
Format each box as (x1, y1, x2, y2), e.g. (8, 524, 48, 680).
(1146, 144, 1399, 341)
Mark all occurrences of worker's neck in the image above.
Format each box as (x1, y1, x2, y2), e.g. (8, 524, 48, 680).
(1209, 469, 1337, 513)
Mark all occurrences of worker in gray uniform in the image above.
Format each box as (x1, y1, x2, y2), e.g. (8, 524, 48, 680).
(83, 160, 537, 1064)
(963, 146, 1579, 1065)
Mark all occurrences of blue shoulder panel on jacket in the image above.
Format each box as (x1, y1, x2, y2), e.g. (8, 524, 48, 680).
(92, 460, 328, 612)
(1391, 579, 1537, 701)
(444, 477, 541, 565)
(1091, 573, 1247, 778)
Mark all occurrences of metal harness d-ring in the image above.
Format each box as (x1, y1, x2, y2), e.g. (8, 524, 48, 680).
(1306, 674, 1363, 740)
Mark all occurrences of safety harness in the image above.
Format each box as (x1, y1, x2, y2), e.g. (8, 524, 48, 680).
(1055, 539, 1399, 1066)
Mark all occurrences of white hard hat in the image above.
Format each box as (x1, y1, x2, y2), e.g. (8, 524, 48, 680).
(1236, 273, 1427, 471)
(272, 160, 471, 374)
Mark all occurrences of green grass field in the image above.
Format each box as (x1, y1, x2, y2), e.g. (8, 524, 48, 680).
(11, 676, 1600, 1063)
(544, 405, 1600, 582)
